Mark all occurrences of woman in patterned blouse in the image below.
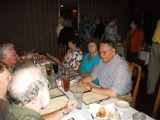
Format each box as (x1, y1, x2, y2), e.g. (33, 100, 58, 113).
(63, 37, 83, 71)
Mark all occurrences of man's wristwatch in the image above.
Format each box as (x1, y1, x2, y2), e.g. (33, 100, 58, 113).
(60, 108, 67, 116)
(90, 85, 93, 91)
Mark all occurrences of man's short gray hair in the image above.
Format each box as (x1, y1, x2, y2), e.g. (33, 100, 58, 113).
(7, 66, 48, 106)
(0, 43, 14, 60)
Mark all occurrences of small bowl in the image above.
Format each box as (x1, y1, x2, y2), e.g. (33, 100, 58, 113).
(115, 100, 129, 108)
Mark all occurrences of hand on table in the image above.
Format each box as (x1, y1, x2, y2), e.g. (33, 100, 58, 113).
(64, 100, 77, 113)
(78, 80, 91, 91)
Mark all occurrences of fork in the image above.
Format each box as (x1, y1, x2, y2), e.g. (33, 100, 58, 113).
(90, 113, 94, 120)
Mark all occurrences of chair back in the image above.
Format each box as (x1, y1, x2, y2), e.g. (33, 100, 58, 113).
(152, 86, 160, 118)
(127, 61, 142, 108)
(58, 44, 67, 62)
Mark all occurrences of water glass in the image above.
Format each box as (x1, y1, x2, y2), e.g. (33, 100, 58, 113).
(49, 75, 57, 89)
(52, 64, 58, 74)
(133, 112, 146, 120)
(73, 92, 83, 109)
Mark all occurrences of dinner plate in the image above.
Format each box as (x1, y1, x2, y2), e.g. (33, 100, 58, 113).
(115, 100, 129, 108)
(88, 104, 116, 120)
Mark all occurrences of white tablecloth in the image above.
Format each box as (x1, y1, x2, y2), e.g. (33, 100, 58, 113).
(58, 87, 154, 120)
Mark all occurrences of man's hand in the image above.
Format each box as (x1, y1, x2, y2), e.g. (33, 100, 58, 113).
(81, 82, 92, 91)
(79, 80, 92, 91)
(78, 79, 84, 88)
(63, 100, 77, 114)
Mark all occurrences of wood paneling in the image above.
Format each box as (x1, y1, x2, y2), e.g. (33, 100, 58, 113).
(0, 0, 58, 56)
(79, 0, 129, 39)
(0, 0, 130, 56)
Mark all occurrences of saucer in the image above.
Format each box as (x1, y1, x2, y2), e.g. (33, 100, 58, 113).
(115, 100, 129, 108)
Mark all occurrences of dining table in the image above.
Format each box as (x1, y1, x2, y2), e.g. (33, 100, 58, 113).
(116, 45, 151, 65)
(19, 55, 153, 120)
(40, 79, 154, 120)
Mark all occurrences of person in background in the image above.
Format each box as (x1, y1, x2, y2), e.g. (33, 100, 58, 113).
(56, 16, 65, 38)
(125, 19, 144, 62)
(80, 38, 101, 85)
(79, 40, 132, 103)
(58, 19, 75, 46)
(93, 15, 105, 41)
(0, 62, 11, 115)
(63, 37, 83, 71)
(1, 66, 77, 120)
(79, 15, 95, 52)
(147, 19, 160, 95)
(0, 43, 17, 72)
(104, 15, 121, 45)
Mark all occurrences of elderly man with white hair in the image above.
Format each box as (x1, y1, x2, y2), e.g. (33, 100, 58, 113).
(1, 65, 77, 120)
(0, 43, 17, 72)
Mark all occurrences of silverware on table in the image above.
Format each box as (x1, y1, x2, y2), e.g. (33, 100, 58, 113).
(67, 118, 75, 120)
(90, 113, 95, 120)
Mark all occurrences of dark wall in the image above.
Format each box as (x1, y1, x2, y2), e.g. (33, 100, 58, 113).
(129, 0, 160, 44)
(0, 0, 130, 55)
(79, 0, 129, 40)
(0, 0, 58, 56)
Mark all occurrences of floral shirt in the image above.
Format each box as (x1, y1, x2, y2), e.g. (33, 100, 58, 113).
(63, 48, 83, 70)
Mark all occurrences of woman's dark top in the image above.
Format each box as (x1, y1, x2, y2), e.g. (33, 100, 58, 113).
(58, 27, 75, 45)
(93, 23, 105, 39)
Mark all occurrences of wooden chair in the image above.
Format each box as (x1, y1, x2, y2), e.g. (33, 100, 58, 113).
(58, 44, 67, 62)
(152, 86, 160, 118)
(127, 61, 142, 108)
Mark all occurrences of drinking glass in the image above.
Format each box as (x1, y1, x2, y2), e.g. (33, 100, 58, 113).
(62, 75, 70, 92)
(52, 64, 58, 74)
(46, 64, 52, 76)
(133, 112, 146, 120)
(73, 92, 83, 109)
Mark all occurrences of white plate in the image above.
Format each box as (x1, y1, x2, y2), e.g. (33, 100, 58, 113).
(88, 104, 116, 120)
(115, 100, 129, 108)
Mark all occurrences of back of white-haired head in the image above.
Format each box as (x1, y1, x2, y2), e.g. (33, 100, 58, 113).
(7, 66, 48, 106)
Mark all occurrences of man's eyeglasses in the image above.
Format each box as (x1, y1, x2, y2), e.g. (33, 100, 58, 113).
(4, 52, 17, 57)
(99, 48, 112, 56)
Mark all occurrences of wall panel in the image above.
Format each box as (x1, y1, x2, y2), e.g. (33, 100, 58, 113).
(0, 0, 58, 56)
(79, 0, 129, 39)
